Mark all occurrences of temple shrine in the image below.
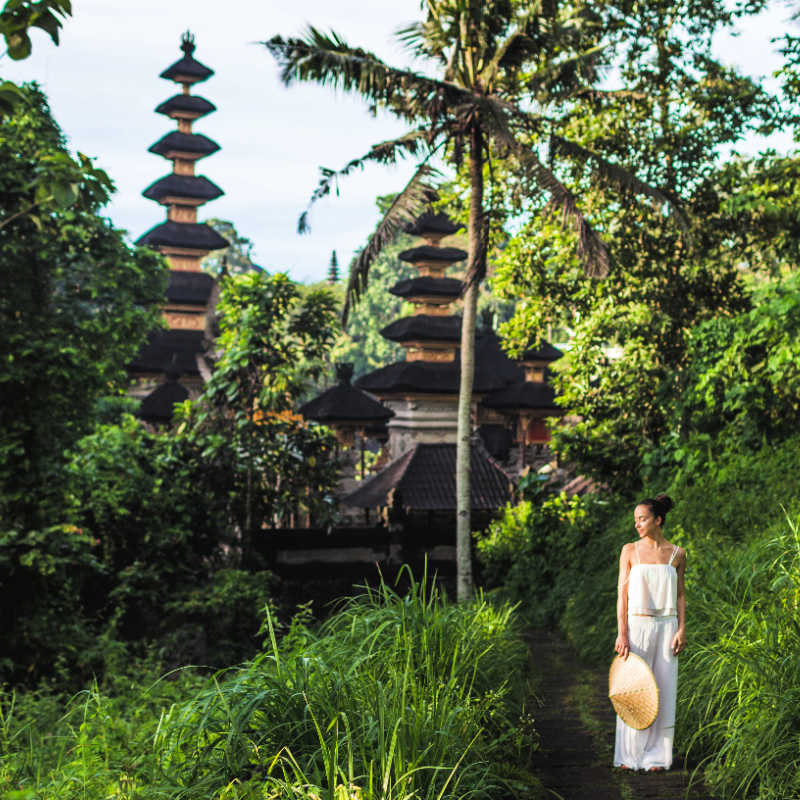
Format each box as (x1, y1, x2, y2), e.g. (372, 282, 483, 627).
(130, 32, 228, 422)
(300, 211, 564, 524)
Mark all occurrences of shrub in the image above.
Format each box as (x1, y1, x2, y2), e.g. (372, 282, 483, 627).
(477, 478, 621, 633)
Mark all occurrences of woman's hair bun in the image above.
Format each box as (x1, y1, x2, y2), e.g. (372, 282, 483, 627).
(654, 494, 674, 513)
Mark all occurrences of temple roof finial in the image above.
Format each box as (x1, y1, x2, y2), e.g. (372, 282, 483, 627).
(336, 362, 354, 386)
(180, 30, 196, 56)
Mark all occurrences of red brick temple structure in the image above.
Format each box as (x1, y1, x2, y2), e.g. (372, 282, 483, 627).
(130, 32, 228, 423)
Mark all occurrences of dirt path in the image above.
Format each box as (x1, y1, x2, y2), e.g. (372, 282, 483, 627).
(527, 629, 719, 800)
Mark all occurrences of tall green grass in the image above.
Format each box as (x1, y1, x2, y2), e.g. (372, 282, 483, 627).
(677, 516, 800, 799)
(155, 572, 534, 799)
(538, 435, 800, 798)
(0, 571, 540, 800)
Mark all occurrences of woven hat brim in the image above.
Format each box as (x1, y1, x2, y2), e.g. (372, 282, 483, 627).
(608, 653, 659, 730)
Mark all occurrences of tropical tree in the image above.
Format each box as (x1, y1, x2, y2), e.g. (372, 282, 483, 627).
(266, 1, 686, 600)
(201, 218, 261, 276)
(492, 0, 777, 492)
(0, 85, 166, 531)
(0, 1, 101, 224)
(181, 271, 340, 564)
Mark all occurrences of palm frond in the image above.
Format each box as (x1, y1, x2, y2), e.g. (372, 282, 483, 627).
(567, 87, 649, 102)
(483, 102, 609, 277)
(342, 162, 440, 326)
(297, 129, 436, 234)
(479, 2, 544, 88)
(265, 28, 473, 123)
(524, 43, 606, 95)
(550, 135, 689, 234)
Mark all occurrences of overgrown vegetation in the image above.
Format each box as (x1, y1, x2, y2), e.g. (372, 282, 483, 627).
(479, 274, 800, 798)
(0, 575, 541, 800)
(1, 263, 341, 686)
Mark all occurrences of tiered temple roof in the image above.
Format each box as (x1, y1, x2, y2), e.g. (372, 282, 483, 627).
(299, 364, 394, 426)
(137, 373, 190, 425)
(132, 32, 227, 419)
(356, 214, 467, 382)
(304, 209, 566, 514)
(404, 211, 461, 239)
(343, 443, 512, 511)
(389, 276, 462, 300)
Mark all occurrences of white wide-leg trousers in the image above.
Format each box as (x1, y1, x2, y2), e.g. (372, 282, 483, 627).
(613, 615, 678, 771)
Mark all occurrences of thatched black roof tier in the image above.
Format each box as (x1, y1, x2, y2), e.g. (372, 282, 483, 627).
(142, 174, 224, 204)
(357, 331, 525, 395)
(357, 361, 460, 394)
(137, 221, 228, 251)
(155, 94, 216, 118)
(343, 443, 512, 511)
(299, 385, 393, 424)
(130, 330, 205, 376)
(160, 40, 214, 84)
(482, 381, 559, 411)
(137, 378, 190, 423)
(399, 245, 466, 263)
(522, 341, 564, 362)
(166, 271, 215, 305)
(389, 276, 463, 299)
(381, 314, 461, 343)
(473, 331, 526, 389)
(404, 212, 462, 237)
(149, 131, 220, 159)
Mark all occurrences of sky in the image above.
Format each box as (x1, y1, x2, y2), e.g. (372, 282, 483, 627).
(2, 0, 797, 283)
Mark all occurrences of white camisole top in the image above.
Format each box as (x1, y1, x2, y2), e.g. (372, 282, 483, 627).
(627, 542, 679, 617)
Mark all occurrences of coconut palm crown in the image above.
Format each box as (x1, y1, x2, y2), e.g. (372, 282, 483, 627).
(266, 0, 686, 600)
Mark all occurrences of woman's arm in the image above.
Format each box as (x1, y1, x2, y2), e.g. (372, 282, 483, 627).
(671, 548, 687, 655)
(615, 544, 631, 659)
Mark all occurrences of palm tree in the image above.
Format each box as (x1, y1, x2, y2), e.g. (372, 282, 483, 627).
(266, 0, 685, 602)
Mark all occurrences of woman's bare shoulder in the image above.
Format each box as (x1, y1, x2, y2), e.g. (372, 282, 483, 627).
(620, 541, 636, 560)
(666, 541, 687, 564)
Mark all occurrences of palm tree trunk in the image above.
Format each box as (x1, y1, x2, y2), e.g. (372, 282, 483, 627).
(456, 124, 483, 603)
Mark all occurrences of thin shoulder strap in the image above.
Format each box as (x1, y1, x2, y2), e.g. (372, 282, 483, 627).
(668, 545, 678, 566)
(635, 541, 641, 565)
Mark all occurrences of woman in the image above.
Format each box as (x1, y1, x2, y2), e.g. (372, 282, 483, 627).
(614, 494, 686, 771)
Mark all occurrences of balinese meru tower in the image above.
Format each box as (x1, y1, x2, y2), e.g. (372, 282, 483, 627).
(130, 32, 228, 421)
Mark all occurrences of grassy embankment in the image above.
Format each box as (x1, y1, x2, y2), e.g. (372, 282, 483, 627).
(479, 434, 800, 799)
(0, 573, 543, 800)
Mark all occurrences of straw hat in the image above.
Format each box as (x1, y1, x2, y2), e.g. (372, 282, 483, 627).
(608, 653, 659, 730)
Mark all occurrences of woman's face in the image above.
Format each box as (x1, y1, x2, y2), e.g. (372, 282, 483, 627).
(634, 504, 661, 538)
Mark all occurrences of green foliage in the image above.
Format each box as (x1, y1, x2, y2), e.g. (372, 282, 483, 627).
(491, 1, 780, 493)
(0, 577, 541, 800)
(648, 273, 800, 483)
(0, 0, 71, 61)
(677, 517, 800, 800)
(0, 85, 166, 531)
(201, 217, 260, 276)
(0, 524, 104, 683)
(183, 271, 341, 554)
(704, 153, 800, 274)
(66, 416, 222, 636)
(476, 478, 616, 628)
(1, 411, 267, 684)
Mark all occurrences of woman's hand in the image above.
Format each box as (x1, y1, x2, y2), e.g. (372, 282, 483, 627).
(671, 628, 686, 656)
(615, 633, 630, 660)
